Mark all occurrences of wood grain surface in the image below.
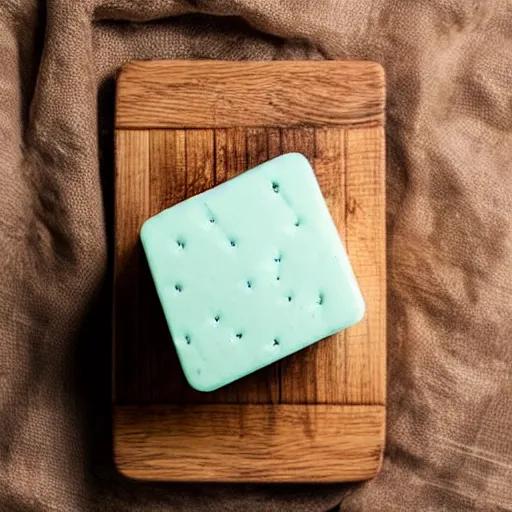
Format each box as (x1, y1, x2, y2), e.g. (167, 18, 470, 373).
(116, 60, 385, 129)
(114, 60, 386, 482)
(115, 404, 385, 482)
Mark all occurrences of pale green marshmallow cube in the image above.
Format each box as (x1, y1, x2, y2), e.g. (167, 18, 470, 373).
(140, 153, 365, 392)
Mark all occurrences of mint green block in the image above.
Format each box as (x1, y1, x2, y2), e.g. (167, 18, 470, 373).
(140, 153, 365, 392)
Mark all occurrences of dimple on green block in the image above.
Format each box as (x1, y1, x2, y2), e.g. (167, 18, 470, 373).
(140, 153, 365, 392)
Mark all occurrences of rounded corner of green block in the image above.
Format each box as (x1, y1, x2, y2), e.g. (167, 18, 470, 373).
(351, 295, 367, 326)
(182, 368, 221, 393)
(139, 217, 154, 244)
(281, 151, 312, 166)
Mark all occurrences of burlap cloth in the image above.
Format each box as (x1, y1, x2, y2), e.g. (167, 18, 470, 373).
(1, 0, 512, 510)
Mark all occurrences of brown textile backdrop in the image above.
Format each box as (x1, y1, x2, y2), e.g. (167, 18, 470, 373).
(1, 0, 512, 510)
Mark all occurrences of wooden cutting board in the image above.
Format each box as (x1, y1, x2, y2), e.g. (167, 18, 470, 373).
(113, 60, 386, 482)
